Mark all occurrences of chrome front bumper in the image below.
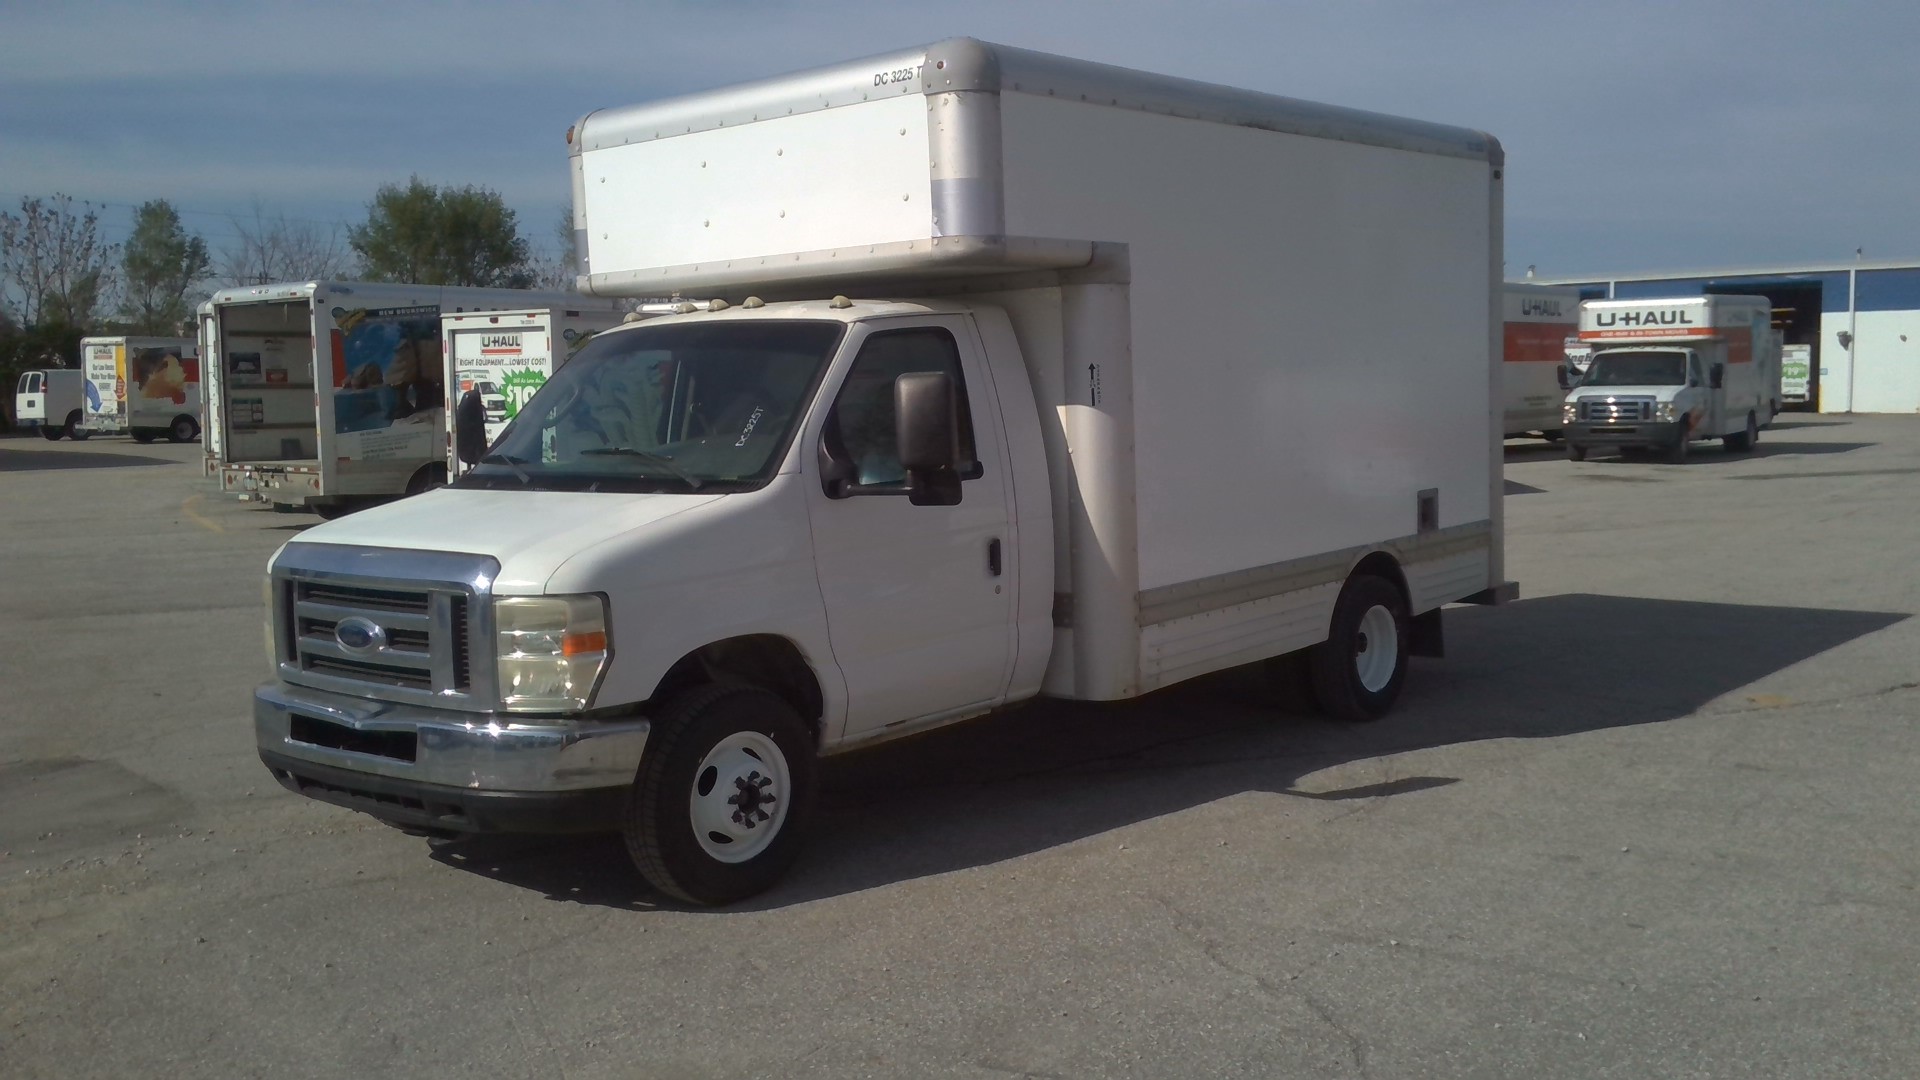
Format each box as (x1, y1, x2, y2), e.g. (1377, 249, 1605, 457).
(255, 682, 650, 832)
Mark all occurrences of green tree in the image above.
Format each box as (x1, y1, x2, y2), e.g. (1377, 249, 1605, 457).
(348, 177, 534, 288)
(0, 194, 118, 328)
(121, 200, 211, 334)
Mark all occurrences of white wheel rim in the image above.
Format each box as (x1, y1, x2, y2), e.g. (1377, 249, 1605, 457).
(1353, 605, 1399, 693)
(689, 731, 791, 864)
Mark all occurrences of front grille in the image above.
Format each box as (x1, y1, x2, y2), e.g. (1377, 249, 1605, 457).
(285, 576, 475, 699)
(1579, 397, 1654, 423)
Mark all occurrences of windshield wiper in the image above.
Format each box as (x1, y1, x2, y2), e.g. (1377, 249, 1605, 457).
(479, 452, 531, 484)
(579, 447, 704, 489)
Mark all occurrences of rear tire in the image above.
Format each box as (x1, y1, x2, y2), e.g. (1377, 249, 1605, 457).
(625, 684, 816, 906)
(65, 411, 89, 440)
(1722, 411, 1758, 453)
(168, 416, 199, 443)
(1309, 574, 1411, 722)
(310, 500, 353, 520)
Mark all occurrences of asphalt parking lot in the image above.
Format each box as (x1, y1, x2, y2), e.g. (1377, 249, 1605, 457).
(2, 415, 1917, 1079)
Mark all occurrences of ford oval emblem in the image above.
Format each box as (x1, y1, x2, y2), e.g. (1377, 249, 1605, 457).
(334, 616, 388, 655)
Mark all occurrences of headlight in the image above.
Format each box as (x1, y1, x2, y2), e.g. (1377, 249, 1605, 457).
(1654, 401, 1677, 422)
(1562, 402, 1578, 424)
(495, 595, 610, 712)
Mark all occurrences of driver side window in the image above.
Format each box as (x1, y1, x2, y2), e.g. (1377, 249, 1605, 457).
(826, 327, 978, 487)
(1688, 356, 1705, 386)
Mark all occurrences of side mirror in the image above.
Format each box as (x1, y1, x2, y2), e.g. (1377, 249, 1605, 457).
(1709, 363, 1724, 390)
(455, 389, 487, 465)
(895, 371, 962, 506)
(1556, 365, 1571, 390)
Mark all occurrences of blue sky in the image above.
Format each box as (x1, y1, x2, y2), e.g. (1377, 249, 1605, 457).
(3, 0, 1916, 278)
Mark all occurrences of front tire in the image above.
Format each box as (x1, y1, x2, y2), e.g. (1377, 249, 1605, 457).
(1566, 443, 1588, 462)
(1665, 424, 1690, 464)
(1309, 574, 1411, 722)
(625, 684, 816, 906)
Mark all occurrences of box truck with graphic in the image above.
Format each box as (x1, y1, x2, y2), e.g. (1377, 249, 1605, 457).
(1501, 283, 1579, 438)
(253, 39, 1510, 904)
(205, 282, 603, 516)
(443, 303, 628, 476)
(1781, 342, 1813, 405)
(68, 337, 199, 438)
(13, 369, 86, 440)
(1560, 295, 1782, 462)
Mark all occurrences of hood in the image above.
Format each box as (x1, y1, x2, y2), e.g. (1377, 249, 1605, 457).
(283, 487, 724, 592)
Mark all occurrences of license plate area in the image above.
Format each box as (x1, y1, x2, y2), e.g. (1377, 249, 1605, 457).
(289, 714, 419, 763)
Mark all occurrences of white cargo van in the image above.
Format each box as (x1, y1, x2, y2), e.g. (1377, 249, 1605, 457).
(253, 39, 1509, 904)
(1501, 283, 1579, 438)
(442, 303, 628, 475)
(1561, 295, 1782, 462)
(205, 281, 602, 516)
(13, 369, 86, 440)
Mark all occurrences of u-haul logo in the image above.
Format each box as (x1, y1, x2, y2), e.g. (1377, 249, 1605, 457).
(479, 334, 523, 355)
(1520, 298, 1566, 318)
(1595, 309, 1694, 328)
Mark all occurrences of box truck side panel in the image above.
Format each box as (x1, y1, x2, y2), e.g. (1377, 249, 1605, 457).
(80, 341, 126, 430)
(1501, 285, 1578, 436)
(220, 301, 319, 462)
(125, 339, 200, 434)
(584, 93, 934, 276)
(998, 92, 1495, 594)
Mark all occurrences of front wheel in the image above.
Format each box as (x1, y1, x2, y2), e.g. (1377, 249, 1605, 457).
(1309, 575, 1411, 722)
(1665, 425, 1690, 464)
(625, 684, 816, 905)
(1566, 443, 1588, 462)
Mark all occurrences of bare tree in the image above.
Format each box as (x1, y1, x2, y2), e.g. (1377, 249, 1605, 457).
(216, 201, 353, 287)
(0, 194, 119, 327)
(524, 200, 582, 291)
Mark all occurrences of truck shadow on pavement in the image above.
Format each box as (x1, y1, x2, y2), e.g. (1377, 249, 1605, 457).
(427, 593, 1905, 910)
(0, 446, 181, 472)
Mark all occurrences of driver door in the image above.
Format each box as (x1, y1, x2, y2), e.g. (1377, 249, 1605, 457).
(805, 317, 1016, 739)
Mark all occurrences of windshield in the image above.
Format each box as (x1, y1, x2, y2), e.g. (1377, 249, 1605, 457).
(454, 319, 844, 493)
(1581, 350, 1688, 387)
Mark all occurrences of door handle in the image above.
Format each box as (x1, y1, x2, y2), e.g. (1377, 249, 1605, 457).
(987, 537, 1003, 577)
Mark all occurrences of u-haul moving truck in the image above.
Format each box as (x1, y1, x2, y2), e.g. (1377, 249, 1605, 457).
(71, 336, 200, 439)
(1562, 295, 1782, 462)
(253, 38, 1509, 904)
(205, 281, 608, 516)
(1501, 283, 1579, 438)
(443, 303, 629, 475)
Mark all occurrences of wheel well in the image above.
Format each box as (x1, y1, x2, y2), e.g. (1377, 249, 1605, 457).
(651, 635, 824, 738)
(1349, 550, 1410, 608)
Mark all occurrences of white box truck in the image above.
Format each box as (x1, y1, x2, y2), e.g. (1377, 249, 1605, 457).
(68, 336, 200, 439)
(443, 303, 629, 475)
(253, 39, 1509, 904)
(1501, 283, 1579, 439)
(13, 369, 86, 440)
(1561, 295, 1783, 462)
(205, 281, 606, 516)
(1781, 342, 1813, 405)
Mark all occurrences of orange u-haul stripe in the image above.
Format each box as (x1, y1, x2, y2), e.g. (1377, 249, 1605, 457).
(1504, 321, 1574, 362)
(1578, 327, 1718, 340)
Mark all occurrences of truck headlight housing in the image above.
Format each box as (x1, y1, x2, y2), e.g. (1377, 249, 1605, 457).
(1562, 401, 1578, 424)
(1654, 401, 1678, 422)
(495, 595, 610, 712)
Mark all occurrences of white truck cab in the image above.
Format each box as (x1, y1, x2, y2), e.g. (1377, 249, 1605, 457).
(1561, 295, 1782, 462)
(253, 39, 1511, 904)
